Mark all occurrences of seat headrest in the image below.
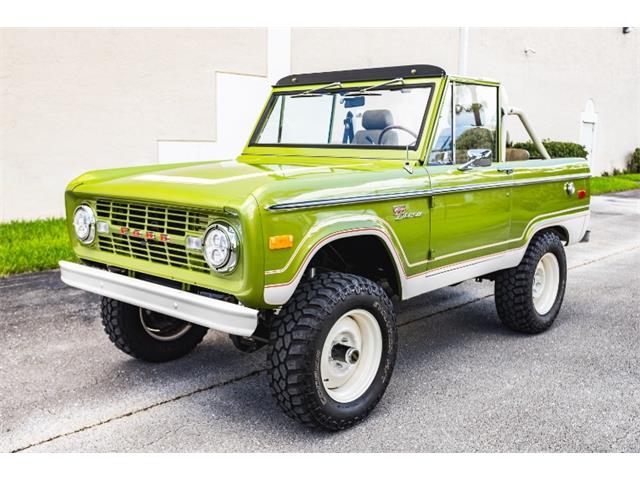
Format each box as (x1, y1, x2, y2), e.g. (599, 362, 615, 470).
(362, 109, 394, 130)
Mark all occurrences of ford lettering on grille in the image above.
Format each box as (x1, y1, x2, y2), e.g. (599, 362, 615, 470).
(95, 199, 211, 274)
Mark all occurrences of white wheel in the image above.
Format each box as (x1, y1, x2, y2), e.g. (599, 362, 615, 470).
(320, 308, 383, 403)
(268, 272, 397, 429)
(139, 308, 192, 342)
(101, 297, 207, 362)
(532, 252, 560, 315)
(495, 232, 567, 334)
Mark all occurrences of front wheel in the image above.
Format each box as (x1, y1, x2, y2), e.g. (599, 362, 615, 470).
(494, 231, 567, 334)
(101, 297, 208, 362)
(267, 272, 397, 430)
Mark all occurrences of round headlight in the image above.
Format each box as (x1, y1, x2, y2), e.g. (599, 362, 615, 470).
(203, 223, 238, 272)
(73, 205, 96, 244)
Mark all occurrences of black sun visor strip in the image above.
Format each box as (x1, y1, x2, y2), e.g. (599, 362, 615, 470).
(275, 65, 446, 87)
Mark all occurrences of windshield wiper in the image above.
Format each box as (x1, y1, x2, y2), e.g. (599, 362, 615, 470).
(345, 77, 405, 97)
(292, 81, 343, 98)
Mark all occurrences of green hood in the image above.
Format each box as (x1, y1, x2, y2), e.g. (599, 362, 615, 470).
(69, 155, 424, 211)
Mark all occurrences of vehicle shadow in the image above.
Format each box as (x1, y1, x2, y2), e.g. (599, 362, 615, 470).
(189, 285, 529, 445)
(83, 283, 536, 450)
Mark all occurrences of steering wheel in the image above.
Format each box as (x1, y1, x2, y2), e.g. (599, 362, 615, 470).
(378, 125, 418, 145)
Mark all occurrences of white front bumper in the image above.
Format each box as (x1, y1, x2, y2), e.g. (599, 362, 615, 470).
(59, 261, 258, 337)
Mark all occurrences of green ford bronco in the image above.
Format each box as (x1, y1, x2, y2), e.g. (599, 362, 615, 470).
(61, 65, 590, 430)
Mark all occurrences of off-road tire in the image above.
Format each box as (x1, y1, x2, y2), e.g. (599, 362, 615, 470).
(267, 272, 397, 430)
(494, 231, 567, 334)
(101, 297, 208, 362)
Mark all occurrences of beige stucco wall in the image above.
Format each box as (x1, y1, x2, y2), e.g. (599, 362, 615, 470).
(1, 27, 638, 221)
(467, 28, 639, 176)
(0, 28, 266, 221)
(292, 27, 640, 175)
(292, 27, 460, 73)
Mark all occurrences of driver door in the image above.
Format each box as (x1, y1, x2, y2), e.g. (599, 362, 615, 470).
(427, 81, 512, 266)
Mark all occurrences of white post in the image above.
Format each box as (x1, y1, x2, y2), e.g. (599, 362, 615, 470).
(267, 27, 292, 84)
(458, 27, 469, 76)
(158, 28, 292, 163)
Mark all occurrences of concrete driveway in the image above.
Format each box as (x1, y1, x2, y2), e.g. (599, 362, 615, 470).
(1, 192, 638, 452)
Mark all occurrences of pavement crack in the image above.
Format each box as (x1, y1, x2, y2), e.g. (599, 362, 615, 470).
(398, 294, 494, 328)
(567, 244, 640, 271)
(10, 368, 266, 453)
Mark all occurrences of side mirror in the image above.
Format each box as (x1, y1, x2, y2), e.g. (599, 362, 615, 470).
(458, 149, 492, 171)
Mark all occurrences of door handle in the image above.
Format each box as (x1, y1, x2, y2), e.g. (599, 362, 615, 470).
(497, 167, 513, 174)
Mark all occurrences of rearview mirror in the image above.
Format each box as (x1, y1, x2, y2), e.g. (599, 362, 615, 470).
(342, 96, 365, 108)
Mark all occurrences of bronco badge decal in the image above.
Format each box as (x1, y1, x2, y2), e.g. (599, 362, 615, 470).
(393, 205, 423, 221)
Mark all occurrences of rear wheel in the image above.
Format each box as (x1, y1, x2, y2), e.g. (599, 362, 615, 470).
(494, 231, 567, 334)
(101, 297, 208, 362)
(268, 272, 397, 430)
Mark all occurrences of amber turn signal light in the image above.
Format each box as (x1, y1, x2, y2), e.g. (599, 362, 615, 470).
(269, 234, 294, 250)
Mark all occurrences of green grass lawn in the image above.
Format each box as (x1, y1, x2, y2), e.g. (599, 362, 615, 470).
(591, 173, 640, 195)
(0, 218, 75, 276)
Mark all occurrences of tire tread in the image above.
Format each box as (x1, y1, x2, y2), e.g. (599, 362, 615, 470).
(267, 272, 396, 430)
(101, 297, 207, 362)
(494, 231, 566, 334)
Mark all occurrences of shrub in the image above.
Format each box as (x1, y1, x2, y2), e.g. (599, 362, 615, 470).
(512, 140, 588, 159)
(626, 148, 640, 174)
(455, 127, 495, 161)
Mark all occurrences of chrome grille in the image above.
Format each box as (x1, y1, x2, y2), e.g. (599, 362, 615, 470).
(95, 199, 209, 236)
(95, 199, 211, 274)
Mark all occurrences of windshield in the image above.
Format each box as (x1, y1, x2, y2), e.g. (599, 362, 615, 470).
(251, 84, 434, 149)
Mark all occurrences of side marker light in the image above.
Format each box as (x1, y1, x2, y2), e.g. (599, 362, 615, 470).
(269, 235, 294, 250)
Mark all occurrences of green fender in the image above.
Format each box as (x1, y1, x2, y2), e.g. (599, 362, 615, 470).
(262, 213, 407, 306)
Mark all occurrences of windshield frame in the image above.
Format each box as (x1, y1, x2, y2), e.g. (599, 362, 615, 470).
(248, 82, 436, 152)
